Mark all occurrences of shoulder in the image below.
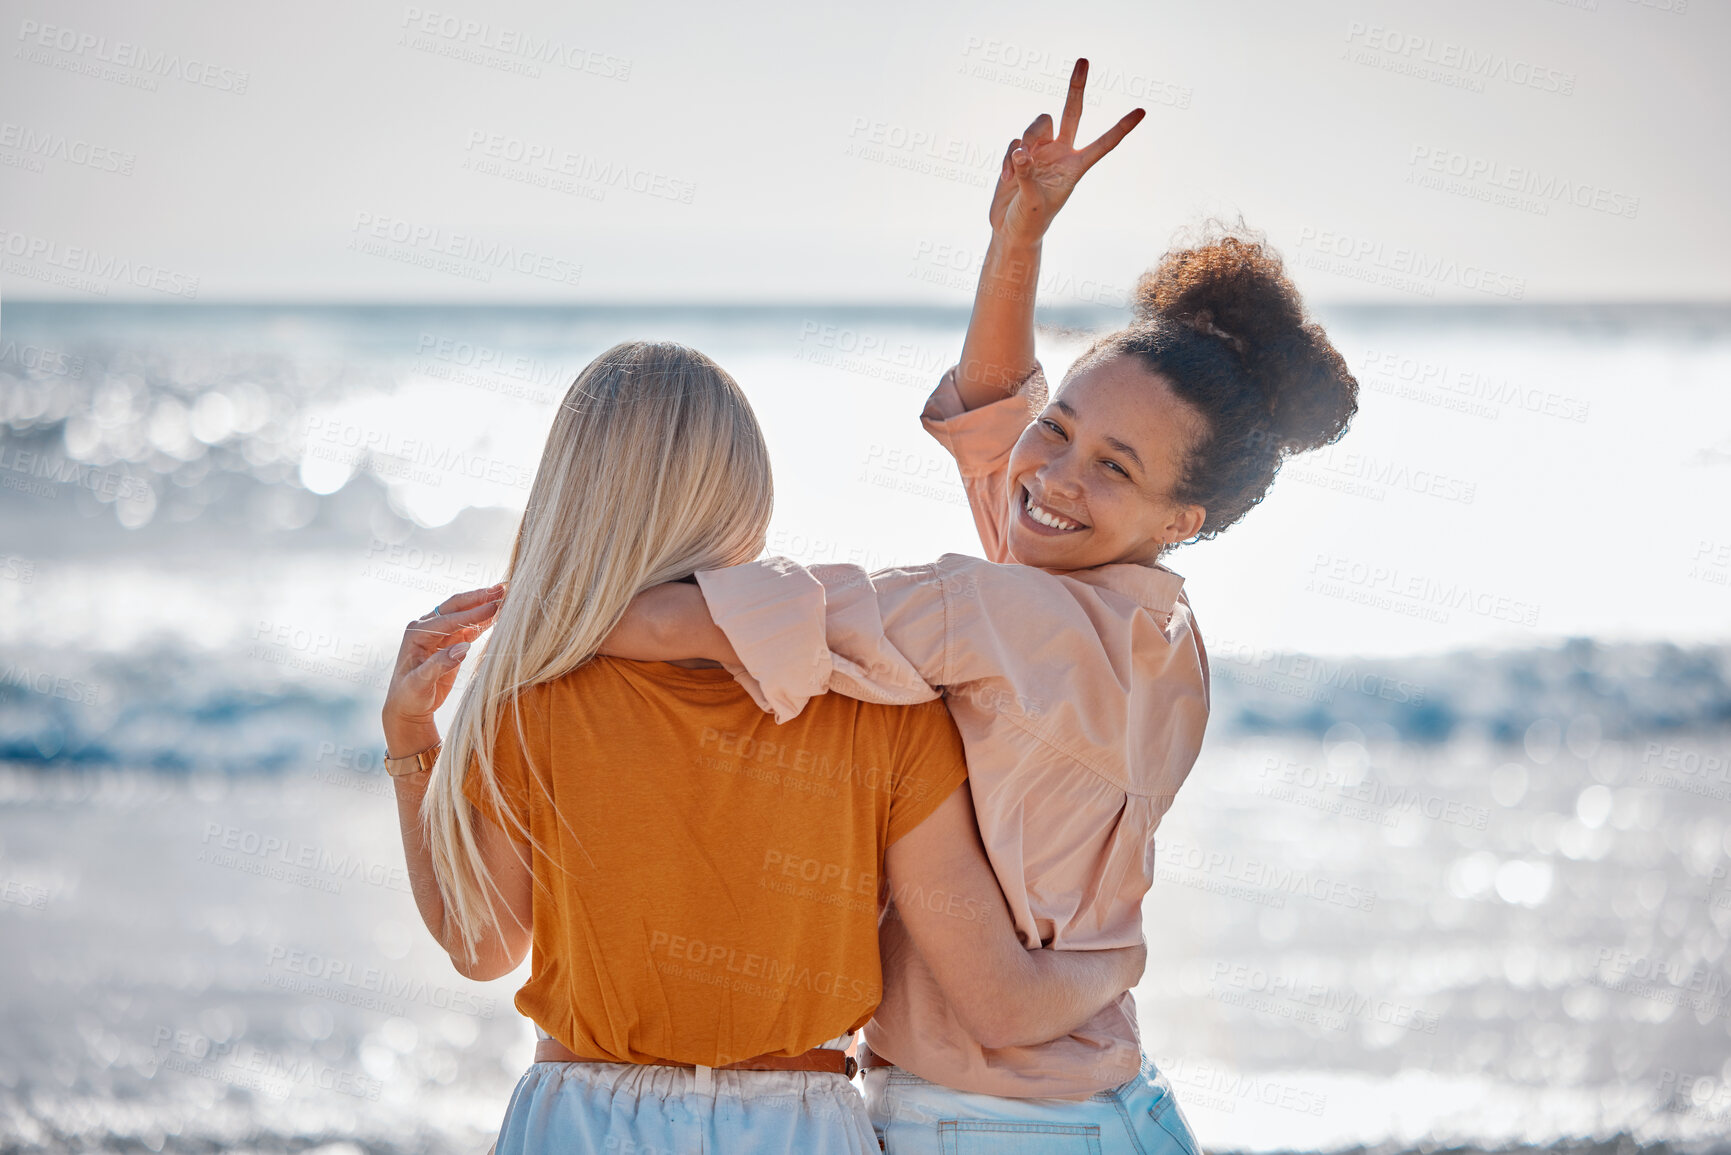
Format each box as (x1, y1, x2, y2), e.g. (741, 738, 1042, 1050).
(880, 699, 968, 802)
(506, 658, 627, 716)
(832, 698, 965, 789)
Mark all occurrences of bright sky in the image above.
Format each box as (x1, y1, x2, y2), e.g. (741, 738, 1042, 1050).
(1, 0, 1726, 659)
(1, 0, 1727, 304)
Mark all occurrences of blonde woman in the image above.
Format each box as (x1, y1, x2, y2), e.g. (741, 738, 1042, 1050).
(379, 341, 1147, 1153)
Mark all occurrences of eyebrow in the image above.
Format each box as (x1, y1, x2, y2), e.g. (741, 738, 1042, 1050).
(1054, 399, 1145, 474)
(1105, 437, 1145, 473)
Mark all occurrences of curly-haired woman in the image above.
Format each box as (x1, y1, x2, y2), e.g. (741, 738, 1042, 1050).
(607, 59, 1359, 1153)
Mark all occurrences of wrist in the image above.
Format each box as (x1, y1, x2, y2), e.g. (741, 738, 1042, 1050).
(980, 233, 1042, 304)
(990, 227, 1043, 256)
(384, 721, 441, 760)
(390, 763, 434, 790)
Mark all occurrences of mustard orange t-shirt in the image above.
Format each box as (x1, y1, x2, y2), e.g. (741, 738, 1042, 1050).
(461, 656, 968, 1067)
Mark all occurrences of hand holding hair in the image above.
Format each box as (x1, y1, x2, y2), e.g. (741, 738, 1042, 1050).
(382, 581, 505, 760)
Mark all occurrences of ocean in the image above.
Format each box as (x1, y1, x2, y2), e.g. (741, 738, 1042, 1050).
(0, 301, 1728, 1153)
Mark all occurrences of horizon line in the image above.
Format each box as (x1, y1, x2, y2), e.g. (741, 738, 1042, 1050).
(5, 297, 1731, 312)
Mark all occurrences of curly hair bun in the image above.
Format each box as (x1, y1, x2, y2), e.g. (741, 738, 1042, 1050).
(1133, 230, 1357, 455)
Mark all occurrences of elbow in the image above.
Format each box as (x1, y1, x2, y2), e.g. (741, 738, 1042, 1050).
(438, 909, 530, 982)
(450, 955, 500, 983)
(445, 946, 487, 981)
(445, 940, 525, 983)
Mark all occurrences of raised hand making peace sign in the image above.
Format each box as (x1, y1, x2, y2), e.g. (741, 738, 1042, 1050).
(953, 56, 1146, 406)
(989, 58, 1146, 243)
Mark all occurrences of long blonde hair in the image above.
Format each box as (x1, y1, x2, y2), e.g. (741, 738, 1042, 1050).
(424, 340, 774, 960)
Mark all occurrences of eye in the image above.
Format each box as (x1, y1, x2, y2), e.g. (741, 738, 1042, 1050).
(1102, 460, 1129, 477)
(1041, 418, 1066, 438)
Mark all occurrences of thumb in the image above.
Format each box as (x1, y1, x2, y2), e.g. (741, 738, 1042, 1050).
(989, 138, 1018, 212)
(411, 640, 469, 688)
(1011, 146, 1040, 203)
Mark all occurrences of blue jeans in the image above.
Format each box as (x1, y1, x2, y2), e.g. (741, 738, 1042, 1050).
(864, 1057, 1201, 1155)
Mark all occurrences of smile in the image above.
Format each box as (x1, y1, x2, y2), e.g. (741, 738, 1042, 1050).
(1019, 487, 1086, 533)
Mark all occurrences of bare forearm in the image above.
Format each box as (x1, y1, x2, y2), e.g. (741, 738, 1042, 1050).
(884, 786, 1141, 1049)
(943, 939, 1139, 1049)
(600, 583, 738, 665)
(377, 582, 528, 980)
(382, 720, 473, 963)
(954, 231, 1042, 411)
(389, 763, 461, 955)
(995, 944, 1142, 1047)
(391, 756, 525, 979)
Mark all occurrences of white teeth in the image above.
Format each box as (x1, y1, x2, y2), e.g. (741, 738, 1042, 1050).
(1024, 494, 1079, 531)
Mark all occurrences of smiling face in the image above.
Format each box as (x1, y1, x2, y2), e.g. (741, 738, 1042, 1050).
(1004, 354, 1208, 571)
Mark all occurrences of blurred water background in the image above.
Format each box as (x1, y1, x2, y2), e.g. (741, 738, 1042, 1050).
(0, 301, 1728, 1154)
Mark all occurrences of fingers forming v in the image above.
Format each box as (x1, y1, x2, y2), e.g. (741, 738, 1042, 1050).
(1078, 108, 1146, 170)
(1058, 58, 1089, 145)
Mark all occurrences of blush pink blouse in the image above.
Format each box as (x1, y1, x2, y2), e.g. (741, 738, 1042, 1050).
(694, 365, 1211, 1099)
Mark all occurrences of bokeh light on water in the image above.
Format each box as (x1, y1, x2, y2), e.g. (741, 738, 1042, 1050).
(2, 303, 1728, 1153)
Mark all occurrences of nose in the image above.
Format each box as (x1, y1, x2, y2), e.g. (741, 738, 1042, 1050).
(1035, 451, 1083, 501)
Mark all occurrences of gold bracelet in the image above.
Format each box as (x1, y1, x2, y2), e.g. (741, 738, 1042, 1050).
(384, 740, 441, 778)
